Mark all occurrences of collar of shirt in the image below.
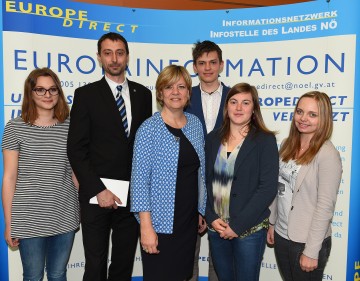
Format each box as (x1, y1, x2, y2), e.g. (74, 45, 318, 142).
(104, 76, 129, 99)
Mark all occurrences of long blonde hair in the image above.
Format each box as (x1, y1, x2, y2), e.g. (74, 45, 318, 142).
(280, 91, 333, 165)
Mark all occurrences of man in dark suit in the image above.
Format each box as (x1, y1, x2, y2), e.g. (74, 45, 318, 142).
(67, 32, 152, 281)
(186, 40, 230, 281)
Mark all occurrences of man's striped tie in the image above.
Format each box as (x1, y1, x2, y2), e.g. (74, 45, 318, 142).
(116, 85, 129, 137)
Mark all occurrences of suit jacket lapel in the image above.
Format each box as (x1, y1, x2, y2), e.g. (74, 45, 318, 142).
(294, 164, 311, 192)
(99, 77, 129, 140)
(128, 79, 140, 141)
(210, 133, 222, 170)
(214, 83, 228, 130)
(99, 77, 121, 121)
(192, 86, 207, 135)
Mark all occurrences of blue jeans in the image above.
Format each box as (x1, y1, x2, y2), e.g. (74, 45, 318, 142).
(19, 231, 75, 281)
(274, 231, 331, 281)
(208, 228, 266, 281)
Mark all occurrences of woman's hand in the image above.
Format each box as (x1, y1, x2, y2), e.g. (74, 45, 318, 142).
(300, 254, 318, 272)
(139, 212, 160, 254)
(4, 225, 19, 247)
(211, 218, 228, 233)
(267, 225, 275, 245)
(72, 172, 79, 190)
(2, 150, 19, 248)
(220, 225, 238, 240)
(140, 224, 160, 254)
(198, 214, 207, 234)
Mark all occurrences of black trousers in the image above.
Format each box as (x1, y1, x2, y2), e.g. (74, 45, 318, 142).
(80, 202, 139, 281)
(274, 231, 331, 281)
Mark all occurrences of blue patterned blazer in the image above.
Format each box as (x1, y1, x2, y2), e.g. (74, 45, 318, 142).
(130, 112, 207, 234)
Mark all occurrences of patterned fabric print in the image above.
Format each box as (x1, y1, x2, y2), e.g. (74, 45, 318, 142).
(212, 142, 242, 222)
(130, 112, 206, 234)
(275, 159, 301, 238)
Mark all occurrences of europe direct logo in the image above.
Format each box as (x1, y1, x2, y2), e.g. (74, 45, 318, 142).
(5, 1, 139, 34)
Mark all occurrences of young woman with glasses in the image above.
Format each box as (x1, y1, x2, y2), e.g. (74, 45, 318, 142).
(1, 67, 79, 281)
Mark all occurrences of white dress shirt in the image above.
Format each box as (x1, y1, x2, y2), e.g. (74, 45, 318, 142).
(200, 82, 223, 134)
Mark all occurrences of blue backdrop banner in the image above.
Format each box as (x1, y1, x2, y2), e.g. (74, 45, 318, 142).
(1, 0, 359, 280)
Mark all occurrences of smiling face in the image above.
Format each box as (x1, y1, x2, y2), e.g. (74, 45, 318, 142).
(97, 38, 129, 81)
(294, 97, 320, 138)
(227, 92, 254, 127)
(160, 76, 190, 112)
(32, 76, 59, 113)
(193, 51, 223, 84)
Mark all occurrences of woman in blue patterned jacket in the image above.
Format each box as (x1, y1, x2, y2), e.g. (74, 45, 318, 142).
(130, 65, 206, 281)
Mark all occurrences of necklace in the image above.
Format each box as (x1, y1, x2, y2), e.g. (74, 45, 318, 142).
(203, 89, 217, 95)
(300, 145, 309, 151)
(202, 82, 220, 95)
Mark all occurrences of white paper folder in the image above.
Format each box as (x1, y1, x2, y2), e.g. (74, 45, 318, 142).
(89, 178, 129, 207)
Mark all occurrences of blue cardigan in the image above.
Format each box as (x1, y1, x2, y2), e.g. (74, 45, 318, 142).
(130, 112, 207, 234)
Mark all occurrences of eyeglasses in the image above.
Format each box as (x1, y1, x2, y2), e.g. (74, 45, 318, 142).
(32, 87, 59, 96)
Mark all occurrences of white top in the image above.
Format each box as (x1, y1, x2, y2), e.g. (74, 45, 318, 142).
(275, 159, 301, 239)
(200, 83, 223, 134)
(105, 76, 132, 132)
(2, 117, 80, 238)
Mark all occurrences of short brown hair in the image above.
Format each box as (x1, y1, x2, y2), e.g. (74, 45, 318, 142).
(155, 65, 192, 107)
(21, 68, 69, 124)
(97, 32, 129, 54)
(192, 40, 223, 64)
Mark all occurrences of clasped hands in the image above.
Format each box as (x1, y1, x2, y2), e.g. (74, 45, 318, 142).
(96, 189, 121, 209)
(211, 218, 238, 240)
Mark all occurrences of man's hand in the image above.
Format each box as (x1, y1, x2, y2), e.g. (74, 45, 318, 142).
(96, 189, 121, 209)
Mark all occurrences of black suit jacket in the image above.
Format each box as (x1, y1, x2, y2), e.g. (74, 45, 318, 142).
(205, 127, 279, 235)
(67, 77, 152, 202)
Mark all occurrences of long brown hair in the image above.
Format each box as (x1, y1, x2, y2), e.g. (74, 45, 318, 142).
(220, 82, 275, 144)
(280, 91, 333, 165)
(21, 67, 69, 124)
